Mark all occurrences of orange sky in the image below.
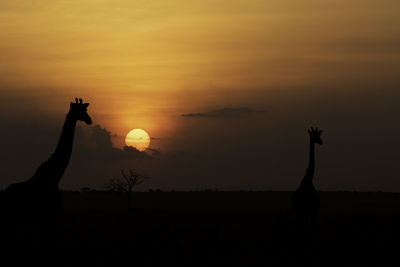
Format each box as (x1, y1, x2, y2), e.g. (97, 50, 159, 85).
(1, 1, 400, 191)
(1, 0, 399, 143)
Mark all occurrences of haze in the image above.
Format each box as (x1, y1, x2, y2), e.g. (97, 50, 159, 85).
(1, 0, 399, 191)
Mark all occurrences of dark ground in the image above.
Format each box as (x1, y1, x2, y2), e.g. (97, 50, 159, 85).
(6, 191, 400, 266)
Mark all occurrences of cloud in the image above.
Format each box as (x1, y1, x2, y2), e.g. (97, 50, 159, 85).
(74, 125, 152, 160)
(146, 148, 161, 156)
(61, 124, 157, 189)
(181, 107, 257, 118)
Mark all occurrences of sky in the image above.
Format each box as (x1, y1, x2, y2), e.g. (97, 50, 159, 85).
(0, 0, 400, 191)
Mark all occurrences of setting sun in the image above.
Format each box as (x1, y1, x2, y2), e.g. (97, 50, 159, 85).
(125, 129, 150, 152)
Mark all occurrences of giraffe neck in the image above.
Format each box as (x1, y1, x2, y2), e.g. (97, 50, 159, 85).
(31, 112, 77, 186)
(308, 141, 315, 174)
(53, 112, 77, 172)
(302, 140, 315, 184)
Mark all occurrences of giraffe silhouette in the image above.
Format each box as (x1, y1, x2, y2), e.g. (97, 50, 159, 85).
(292, 127, 323, 230)
(2, 98, 92, 251)
(291, 127, 323, 266)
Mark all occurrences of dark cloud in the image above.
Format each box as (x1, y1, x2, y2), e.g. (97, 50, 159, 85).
(181, 113, 214, 118)
(181, 107, 258, 118)
(62, 125, 155, 188)
(74, 125, 152, 160)
(146, 148, 161, 156)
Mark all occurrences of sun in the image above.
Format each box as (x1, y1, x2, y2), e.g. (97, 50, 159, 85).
(125, 129, 150, 151)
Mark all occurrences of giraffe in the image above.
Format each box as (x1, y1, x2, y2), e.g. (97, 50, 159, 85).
(291, 127, 323, 265)
(2, 98, 92, 250)
(292, 127, 323, 230)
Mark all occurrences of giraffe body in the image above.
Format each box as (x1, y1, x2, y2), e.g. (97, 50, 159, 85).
(2, 98, 92, 250)
(292, 128, 323, 224)
(292, 173, 320, 218)
(4, 173, 63, 223)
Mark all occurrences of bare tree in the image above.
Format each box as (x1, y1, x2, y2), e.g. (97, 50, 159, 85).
(121, 169, 149, 209)
(104, 169, 149, 209)
(103, 178, 126, 193)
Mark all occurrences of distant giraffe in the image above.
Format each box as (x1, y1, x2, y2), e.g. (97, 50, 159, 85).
(292, 127, 323, 231)
(3, 98, 92, 248)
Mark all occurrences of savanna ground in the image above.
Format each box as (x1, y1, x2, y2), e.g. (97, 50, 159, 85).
(8, 191, 400, 266)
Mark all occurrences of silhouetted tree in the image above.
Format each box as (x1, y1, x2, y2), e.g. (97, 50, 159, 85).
(105, 169, 149, 209)
(122, 169, 149, 209)
(103, 178, 126, 193)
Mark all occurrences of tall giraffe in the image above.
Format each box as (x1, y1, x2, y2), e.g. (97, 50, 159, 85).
(292, 127, 323, 230)
(3, 98, 92, 248)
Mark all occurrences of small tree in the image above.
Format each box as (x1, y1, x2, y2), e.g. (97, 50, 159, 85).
(105, 170, 149, 208)
(120, 169, 149, 209)
(104, 169, 149, 209)
(103, 178, 126, 193)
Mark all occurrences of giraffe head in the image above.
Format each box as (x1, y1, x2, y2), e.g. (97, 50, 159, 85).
(308, 127, 323, 145)
(69, 98, 92, 125)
